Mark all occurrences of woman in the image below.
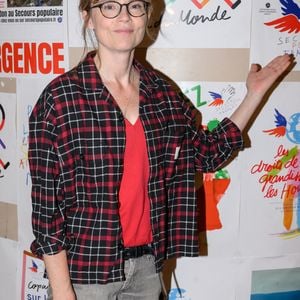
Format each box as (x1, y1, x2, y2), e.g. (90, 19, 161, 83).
(28, 0, 294, 299)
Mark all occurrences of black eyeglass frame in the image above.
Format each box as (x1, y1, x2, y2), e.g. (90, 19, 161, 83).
(90, 0, 151, 19)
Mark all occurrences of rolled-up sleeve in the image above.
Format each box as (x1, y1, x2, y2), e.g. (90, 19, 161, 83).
(28, 89, 67, 257)
(180, 94, 244, 172)
(193, 117, 243, 172)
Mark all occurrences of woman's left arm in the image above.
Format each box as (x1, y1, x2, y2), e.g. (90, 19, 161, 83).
(230, 54, 294, 131)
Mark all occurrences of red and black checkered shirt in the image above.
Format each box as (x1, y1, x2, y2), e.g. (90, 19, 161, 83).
(29, 51, 243, 284)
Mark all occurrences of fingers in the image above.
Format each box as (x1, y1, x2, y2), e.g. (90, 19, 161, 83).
(265, 54, 294, 75)
(250, 54, 294, 76)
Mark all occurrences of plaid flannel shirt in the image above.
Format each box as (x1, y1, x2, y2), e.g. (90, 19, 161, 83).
(29, 51, 243, 284)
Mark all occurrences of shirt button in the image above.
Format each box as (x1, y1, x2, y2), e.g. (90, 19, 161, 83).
(79, 153, 84, 160)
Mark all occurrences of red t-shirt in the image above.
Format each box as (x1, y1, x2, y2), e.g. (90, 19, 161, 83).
(118, 118, 153, 247)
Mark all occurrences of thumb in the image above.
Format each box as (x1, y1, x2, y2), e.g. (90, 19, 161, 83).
(250, 63, 261, 73)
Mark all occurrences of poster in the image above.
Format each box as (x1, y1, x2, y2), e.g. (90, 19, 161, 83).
(239, 82, 300, 257)
(235, 255, 300, 300)
(251, 0, 300, 71)
(251, 268, 300, 299)
(167, 257, 238, 300)
(0, 92, 17, 204)
(150, 0, 251, 48)
(176, 81, 246, 257)
(0, 0, 68, 77)
(21, 251, 48, 300)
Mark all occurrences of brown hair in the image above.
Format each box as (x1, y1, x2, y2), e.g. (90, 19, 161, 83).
(78, 0, 93, 49)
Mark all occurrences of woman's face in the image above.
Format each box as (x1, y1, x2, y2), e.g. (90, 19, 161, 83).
(86, 0, 150, 54)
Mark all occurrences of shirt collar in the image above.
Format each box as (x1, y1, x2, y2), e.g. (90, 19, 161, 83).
(76, 51, 160, 97)
(77, 51, 103, 91)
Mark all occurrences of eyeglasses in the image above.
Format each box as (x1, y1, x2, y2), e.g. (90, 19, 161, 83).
(90, 1, 150, 19)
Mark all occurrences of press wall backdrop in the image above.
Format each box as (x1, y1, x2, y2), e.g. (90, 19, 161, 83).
(0, 1, 300, 299)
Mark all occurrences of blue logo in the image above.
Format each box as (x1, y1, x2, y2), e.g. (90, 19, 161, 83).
(169, 288, 192, 300)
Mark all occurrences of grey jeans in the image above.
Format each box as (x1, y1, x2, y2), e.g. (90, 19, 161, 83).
(48, 254, 162, 300)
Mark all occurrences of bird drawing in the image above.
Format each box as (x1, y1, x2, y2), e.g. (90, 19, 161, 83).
(264, 0, 300, 34)
(208, 91, 224, 106)
(29, 260, 38, 273)
(263, 109, 287, 137)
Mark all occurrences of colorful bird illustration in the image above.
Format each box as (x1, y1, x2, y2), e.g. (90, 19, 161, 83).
(208, 85, 235, 107)
(208, 91, 224, 106)
(264, 0, 300, 34)
(29, 260, 38, 273)
(263, 109, 287, 137)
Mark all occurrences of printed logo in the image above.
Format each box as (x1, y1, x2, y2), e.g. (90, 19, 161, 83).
(223, 0, 242, 9)
(192, 0, 210, 9)
(169, 288, 192, 300)
(208, 91, 225, 106)
(207, 85, 241, 115)
(191, 0, 242, 9)
(0, 103, 10, 178)
(29, 260, 38, 273)
(264, 0, 300, 34)
(27, 258, 45, 279)
(180, 0, 243, 26)
(263, 109, 300, 144)
(183, 83, 239, 111)
(207, 85, 235, 107)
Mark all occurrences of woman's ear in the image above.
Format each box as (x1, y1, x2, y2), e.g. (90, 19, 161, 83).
(81, 10, 94, 30)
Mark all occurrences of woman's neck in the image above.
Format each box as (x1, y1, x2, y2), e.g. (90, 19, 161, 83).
(93, 48, 140, 125)
(94, 48, 136, 86)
